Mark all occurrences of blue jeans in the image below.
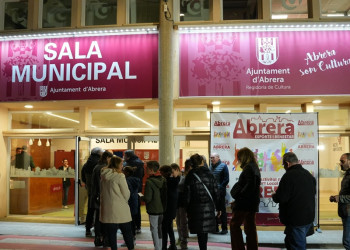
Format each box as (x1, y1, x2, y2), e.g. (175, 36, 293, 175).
(342, 216, 350, 250)
(284, 223, 312, 250)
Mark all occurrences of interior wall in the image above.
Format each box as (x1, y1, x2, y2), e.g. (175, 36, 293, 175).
(0, 107, 8, 217)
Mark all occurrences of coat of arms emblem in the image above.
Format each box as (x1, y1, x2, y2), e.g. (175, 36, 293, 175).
(40, 86, 48, 97)
(256, 37, 279, 65)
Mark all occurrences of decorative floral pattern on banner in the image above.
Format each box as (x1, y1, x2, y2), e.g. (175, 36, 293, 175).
(210, 113, 319, 225)
(180, 31, 350, 96)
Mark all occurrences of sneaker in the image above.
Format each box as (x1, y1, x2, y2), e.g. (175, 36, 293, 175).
(136, 228, 141, 234)
(85, 231, 92, 237)
(63, 206, 68, 209)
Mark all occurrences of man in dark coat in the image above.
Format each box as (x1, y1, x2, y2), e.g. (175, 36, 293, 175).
(272, 152, 316, 250)
(330, 153, 350, 250)
(123, 149, 145, 233)
(210, 152, 229, 234)
(81, 147, 104, 237)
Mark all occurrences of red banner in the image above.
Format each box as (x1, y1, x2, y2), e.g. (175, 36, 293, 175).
(0, 34, 158, 101)
(180, 30, 350, 96)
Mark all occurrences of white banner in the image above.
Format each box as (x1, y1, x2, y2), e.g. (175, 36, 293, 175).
(210, 113, 318, 225)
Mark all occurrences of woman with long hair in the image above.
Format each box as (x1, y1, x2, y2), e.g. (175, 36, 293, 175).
(184, 154, 219, 250)
(100, 155, 134, 250)
(230, 147, 261, 250)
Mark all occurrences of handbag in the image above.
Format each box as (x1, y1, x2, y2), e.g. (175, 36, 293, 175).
(193, 173, 215, 207)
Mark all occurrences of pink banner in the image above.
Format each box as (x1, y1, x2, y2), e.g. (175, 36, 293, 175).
(180, 30, 350, 96)
(0, 34, 158, 101)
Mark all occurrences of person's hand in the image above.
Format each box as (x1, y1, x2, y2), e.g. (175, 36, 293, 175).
(330, 195, 339, 203)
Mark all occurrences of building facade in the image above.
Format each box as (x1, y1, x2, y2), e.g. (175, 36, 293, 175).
(0, 0, 350, 225)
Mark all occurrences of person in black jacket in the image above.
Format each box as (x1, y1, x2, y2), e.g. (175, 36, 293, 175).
(123, 166, 141, 239)
(81, 147, 104, 237)
(123, 150, 145, 234)
(184, 154, 219, 250)
(230, 147, 261, 250)
(330, 153, 350, 250)
(160, 164, 181, 250)
(272, 152, 316, 250)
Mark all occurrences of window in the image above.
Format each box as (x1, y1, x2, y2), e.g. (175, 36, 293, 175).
(42, 0, 72, 28)
(129, 0, 159, 23)
(180, 0, 209, 21)
(85, 0, 117, 26)
(222, 0, 258, 20)
(271, 0, 308, 20)
(2, 0, 28, 30)
(175, 109, 209, 128)
(10, 111, 80, 129)
(320, 0, 350, 18)
(90, 110, 159, 129)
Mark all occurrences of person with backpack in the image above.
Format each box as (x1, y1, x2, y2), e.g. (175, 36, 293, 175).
(142, 160, 167, 250)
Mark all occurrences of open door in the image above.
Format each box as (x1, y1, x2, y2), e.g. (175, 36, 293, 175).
(75, 136, 91, 225)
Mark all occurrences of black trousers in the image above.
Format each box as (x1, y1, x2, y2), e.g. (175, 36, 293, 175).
(197, 232, 208, 250)
(162, 213, 176, 249)
(104, 222, 134, 250)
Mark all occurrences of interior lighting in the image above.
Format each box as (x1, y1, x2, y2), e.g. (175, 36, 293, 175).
(317, 145, 325, 150)
(126, 111, 154, 128)
(29, 138, 33, 145)
(312, 100, 322, 104)
(37, 139, 42, 146)
(285, 110, 291, 113)
(46, 139, 50, 147)
(46, 112, 80, 123)
(326, 13, 345, 17)
(271, 14, 288, 19)
(116, 103, 125, 107)
(212, 101, 220, 105)
(24, 105, 33, 109)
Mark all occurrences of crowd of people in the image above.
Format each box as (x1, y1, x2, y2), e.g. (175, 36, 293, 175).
(79, 147, 350, 250)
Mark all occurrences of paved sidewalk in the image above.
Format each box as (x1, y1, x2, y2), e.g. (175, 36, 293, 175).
(0, 221, 344, 249)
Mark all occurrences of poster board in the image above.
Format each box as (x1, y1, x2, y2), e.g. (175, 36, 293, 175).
(210, 112, 319, 225)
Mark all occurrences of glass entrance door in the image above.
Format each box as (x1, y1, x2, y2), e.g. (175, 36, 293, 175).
(75, 136, 91, 225)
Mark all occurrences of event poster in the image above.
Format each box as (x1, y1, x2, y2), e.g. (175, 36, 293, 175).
(210, 112, 319, 225)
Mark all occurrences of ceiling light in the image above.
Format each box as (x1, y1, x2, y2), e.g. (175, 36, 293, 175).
(325, 13, 345, 17)
(29, 138, 33, 145)
(46, 139, 50, 147)
(212, 101, 220, 105)
(271, 14, 288, 19)
(116, 103, 125, 107)
(285, 110, 291, 113)
(37, 139, 42, 146)
(312, 100, 322, 104)
(24, 105, 33, 109)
